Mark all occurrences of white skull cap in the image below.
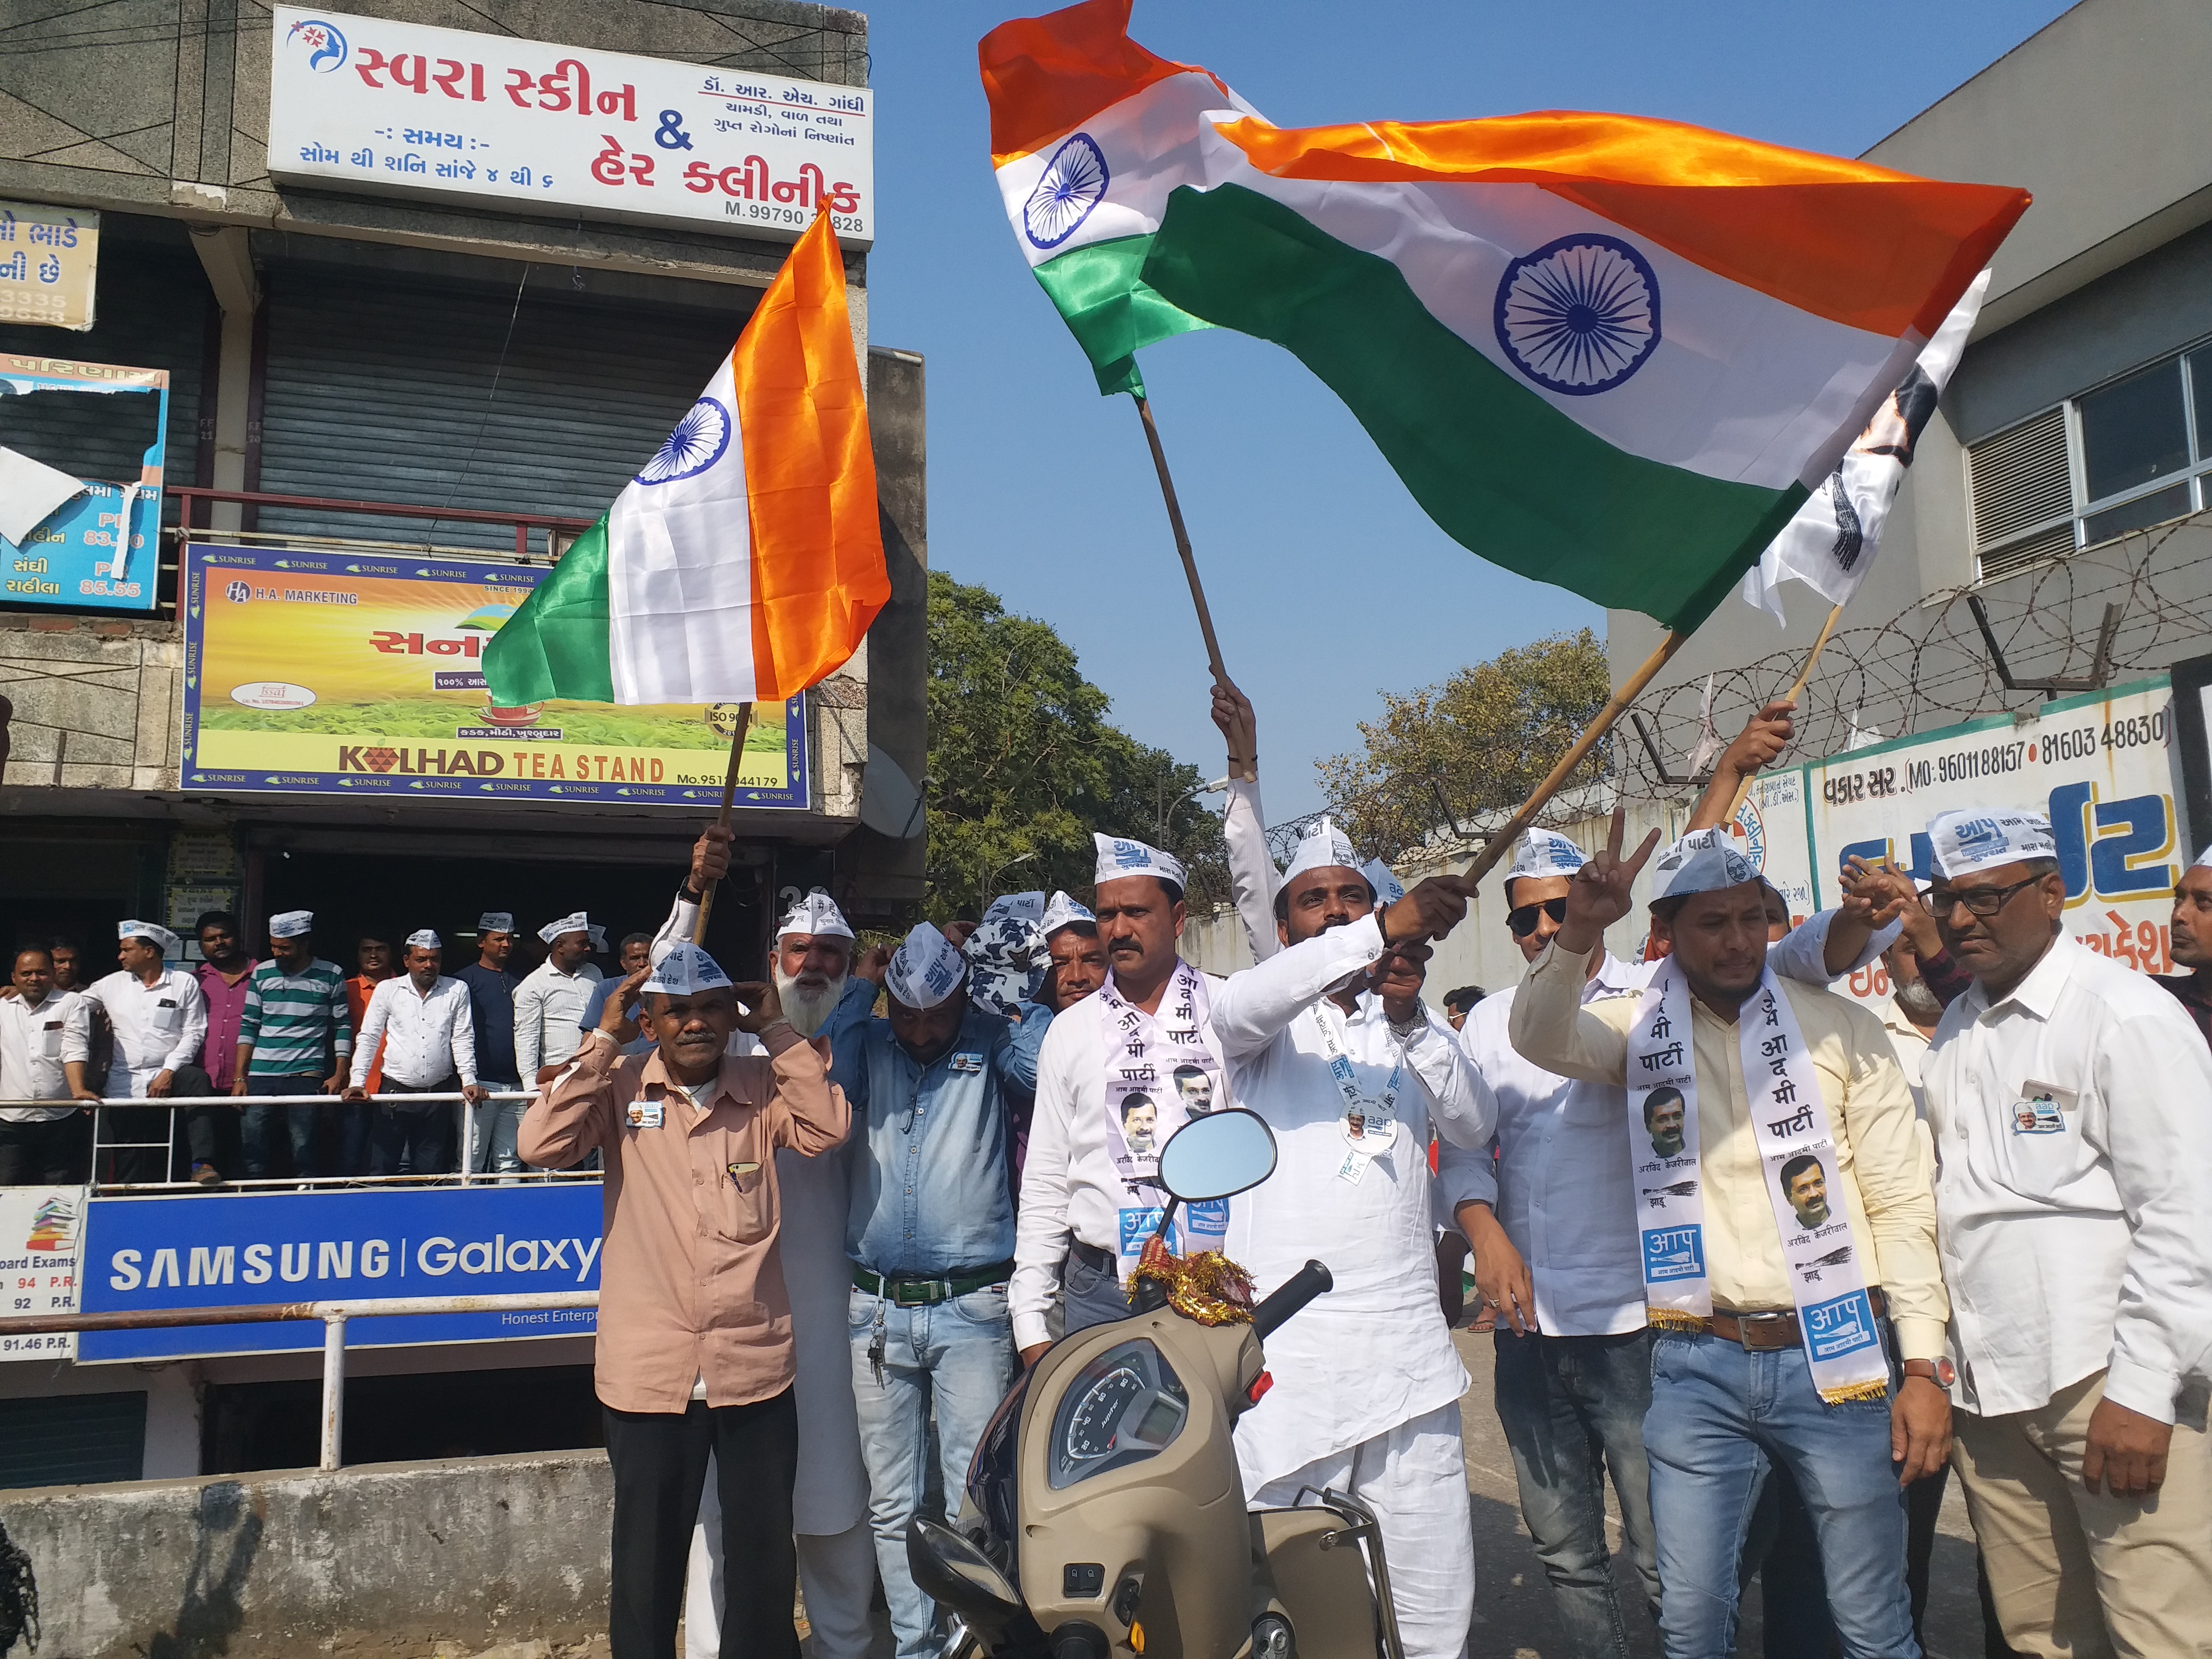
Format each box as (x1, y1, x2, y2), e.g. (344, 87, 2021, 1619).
(1281, 817, 1362, 887)
(405, 929, 442, 950)
(119, 919, 180, 954)
(1927, 808, 2058, 879)
(478, 911, 515, 934)
(1507, 829, 1587, 883)
(267, 910, 314, 939)
(885, 922, 968, 1010)
(539, 911, 592, 946)
(1650, 827, 1762, 901)
(2194, 843, 2212, 872)
(641, 941, 732, 997)
(1360, 858, 1406, 906)
(778, 887, 855, 941)
(1093, 833, 1186, 891)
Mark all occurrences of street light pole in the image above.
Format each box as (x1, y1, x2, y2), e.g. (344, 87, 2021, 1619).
(980, 848, 1038, 909)
(1157, 776, 1232, 843)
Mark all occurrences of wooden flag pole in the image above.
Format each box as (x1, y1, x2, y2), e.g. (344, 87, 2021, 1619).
(694, 701, 754, 943)
(1135, 395, 1230, 686)
(1462, 628, 1690, 886)
(1717, 600, 1846, 824)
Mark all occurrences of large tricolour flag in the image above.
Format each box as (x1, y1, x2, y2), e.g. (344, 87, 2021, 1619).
(484, 210, 887, 708)
(981, 2, 2030, 632)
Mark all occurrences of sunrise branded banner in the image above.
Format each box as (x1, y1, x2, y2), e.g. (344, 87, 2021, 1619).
(180, 544, 808, 807)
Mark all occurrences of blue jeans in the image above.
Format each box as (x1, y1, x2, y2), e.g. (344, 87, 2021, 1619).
(469, 1089, 527, 1174)
(1059, 1245, 1131, 1336)
(240, 1075, 328, 1178)
(1645, 1327, 1915, 1659)
(1494, 1328, 1660, 1659)
(849, 1281, 1016, 1659)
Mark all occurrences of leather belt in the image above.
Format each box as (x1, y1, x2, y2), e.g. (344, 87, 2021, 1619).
(852, 1261, 1014, 1307)
(1703, 1287, 1886, 1350)
(1069, 1238, 1117, 1274)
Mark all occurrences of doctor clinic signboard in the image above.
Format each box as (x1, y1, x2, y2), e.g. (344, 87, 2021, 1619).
(1803, 677, 2187, 999)
(180, 544, 808, 808)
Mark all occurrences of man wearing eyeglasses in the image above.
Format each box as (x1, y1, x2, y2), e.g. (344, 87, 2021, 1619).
(1917, 807, 2212, 1657)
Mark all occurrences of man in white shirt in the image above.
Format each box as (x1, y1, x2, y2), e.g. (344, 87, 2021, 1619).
(1211, 817, 1492, 1659)
(515, 912, 604, 1081)
(0, 945, 96, 1184)
(344, 930, 484, 1177)
(82, 921, 209, 1184)
(1918, 806, 2212, 1656)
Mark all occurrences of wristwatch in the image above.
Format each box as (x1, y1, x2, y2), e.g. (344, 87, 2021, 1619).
(1902, 1358, 1956, 1387)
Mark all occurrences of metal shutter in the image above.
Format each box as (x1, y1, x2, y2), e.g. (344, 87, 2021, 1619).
(253, 264, 754, 551)
(1967, 407, 2074, 582)
(0, 1392, 145, 1489)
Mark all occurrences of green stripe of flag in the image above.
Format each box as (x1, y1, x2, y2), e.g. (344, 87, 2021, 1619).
(1137, 184, 1808, 631)
(1033, 235, 1212, 397)
(482, 512, 615, 706)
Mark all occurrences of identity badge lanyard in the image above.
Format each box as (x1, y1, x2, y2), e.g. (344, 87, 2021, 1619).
(1315, 1000, 1405, 1186)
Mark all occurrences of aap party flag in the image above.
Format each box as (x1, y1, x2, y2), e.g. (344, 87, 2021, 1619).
(980, 2, 2029, 632)
(484, 211, 887, 708)
(1739, 270, 1990, 625)
(981, 0, 1260, 396)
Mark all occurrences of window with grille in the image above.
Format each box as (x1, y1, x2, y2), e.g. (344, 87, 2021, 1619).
(1968, 341, 2212, 583)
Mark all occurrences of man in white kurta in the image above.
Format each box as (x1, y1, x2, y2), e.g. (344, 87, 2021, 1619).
(655, 836, 874, 1659)
(1212, 817, 1492, 1659)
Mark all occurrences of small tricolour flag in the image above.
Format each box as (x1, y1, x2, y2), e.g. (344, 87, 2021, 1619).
(484, 210, 887, 708)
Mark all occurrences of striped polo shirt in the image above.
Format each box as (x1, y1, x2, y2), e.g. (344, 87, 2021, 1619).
(238, 958, 353, 1077)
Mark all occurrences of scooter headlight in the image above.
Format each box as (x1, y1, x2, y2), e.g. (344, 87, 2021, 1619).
(1047, 1339, 1189, 1490)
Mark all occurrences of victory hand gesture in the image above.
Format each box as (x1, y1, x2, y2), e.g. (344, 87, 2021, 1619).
(1557, 808, 1659, 954)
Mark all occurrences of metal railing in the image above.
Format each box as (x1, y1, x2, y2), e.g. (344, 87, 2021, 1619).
(0, 1292, 600, 1471)
(169, 485, 596, 558)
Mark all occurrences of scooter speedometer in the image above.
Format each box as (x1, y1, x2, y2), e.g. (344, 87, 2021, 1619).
(1047, 1339, 1189, 1489)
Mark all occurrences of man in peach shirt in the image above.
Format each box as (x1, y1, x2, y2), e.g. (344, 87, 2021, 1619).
(522, 938, 848, 1659)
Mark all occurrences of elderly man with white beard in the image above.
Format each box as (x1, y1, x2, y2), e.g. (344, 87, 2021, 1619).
(648, 825, 875, 1659)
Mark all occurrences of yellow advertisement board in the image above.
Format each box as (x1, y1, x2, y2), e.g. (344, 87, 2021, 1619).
(180, 544, 808, 808)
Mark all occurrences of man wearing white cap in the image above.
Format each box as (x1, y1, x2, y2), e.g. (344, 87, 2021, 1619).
(1208, 815, 1492, 1659)
(344, 930, 485, 1177)
(522, 925, 845, 1659)
(1037, 890, 1106, 1011)
(457, 913, 526, 1174)
(2155, 844, 2212, 1049)
(1917, 807, 2212, 1655)
(1015, 835, 1223, 1364)
(1513, 814, 1947, 1659)
(657, 829, 877, 1659)
(81, 921, 210, 1182)
(231, 911, 352, 1180)
(515, 912, 603, 1082)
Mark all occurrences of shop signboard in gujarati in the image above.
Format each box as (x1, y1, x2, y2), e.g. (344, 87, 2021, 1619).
(0, 1185, 86, 1362)
(0, 202, 98, 331)
(1801, 677, 2184, 1006)
(180, 543, 809, 807)
(0, 355, 167, 613)
(265, 7, 873, 247)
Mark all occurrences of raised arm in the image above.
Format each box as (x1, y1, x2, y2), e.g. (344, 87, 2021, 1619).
(1687, 698, 1793, 832)
(1213, 681, 1279, 964)
(517, 1028, 619, 1169)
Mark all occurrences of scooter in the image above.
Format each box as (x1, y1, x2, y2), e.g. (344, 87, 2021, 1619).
(909, 1108, 1407, 1659)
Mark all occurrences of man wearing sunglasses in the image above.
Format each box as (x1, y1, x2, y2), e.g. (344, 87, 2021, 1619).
(1918, 807, 2212, 1656)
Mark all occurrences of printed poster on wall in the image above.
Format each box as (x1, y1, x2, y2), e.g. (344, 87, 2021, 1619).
(1801, 676, 2183, 1006)
(0, 355, 167, 613)
(180, 543, 809, 808)
(0, 1185, 86, 1362)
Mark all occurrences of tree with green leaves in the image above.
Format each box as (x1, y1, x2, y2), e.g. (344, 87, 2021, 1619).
(1317, 628, 1612, 862)
(925, 571, 1223, 920)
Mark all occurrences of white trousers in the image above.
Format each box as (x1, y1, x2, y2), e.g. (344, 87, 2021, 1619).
(687, 1452, 878, 1659)
(1248, 1401, 1475, 1659)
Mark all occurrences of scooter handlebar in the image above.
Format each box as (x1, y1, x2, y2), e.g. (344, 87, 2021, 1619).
(1251, 1260, 1333, 1338)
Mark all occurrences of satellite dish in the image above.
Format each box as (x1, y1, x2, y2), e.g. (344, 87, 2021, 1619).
(858, 745, 925, 840)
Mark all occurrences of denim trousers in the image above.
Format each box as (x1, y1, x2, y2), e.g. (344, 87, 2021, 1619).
(1059, 1245, 1132, 1336)
(1644, 1327, 1916, 1659)
(240, 1075, 329, 1178)
(1493, 1327, 1661, 1659)
(469, 1089, 527, 1174)
(848, 1282, 1016, 1659)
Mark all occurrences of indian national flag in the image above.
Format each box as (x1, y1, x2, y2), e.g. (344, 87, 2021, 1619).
(981, 0, 1257, 396)
(981, 2, 2030, 631)
(484, 210, 887, 707)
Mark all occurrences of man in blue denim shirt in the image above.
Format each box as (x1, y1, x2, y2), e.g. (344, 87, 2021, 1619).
(825, 920, 1049, 1659)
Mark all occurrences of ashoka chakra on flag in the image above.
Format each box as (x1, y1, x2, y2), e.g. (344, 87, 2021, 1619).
(636, 396, 733, 485)
(1023, 132, 1111, 249)
(1493, 233, 1661, 396)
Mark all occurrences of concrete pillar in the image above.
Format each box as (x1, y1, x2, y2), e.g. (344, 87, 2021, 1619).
(141, 1361, 203, 1479)
(189, 225, 259, 533)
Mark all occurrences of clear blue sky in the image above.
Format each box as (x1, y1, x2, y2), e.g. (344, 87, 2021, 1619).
(860, 1, 2075, 818)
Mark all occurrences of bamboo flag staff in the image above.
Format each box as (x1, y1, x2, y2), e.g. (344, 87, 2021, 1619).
(1716, 600, 1845, 825)
(1136, 396, 1232, 688)
(692, 702, 755, 942)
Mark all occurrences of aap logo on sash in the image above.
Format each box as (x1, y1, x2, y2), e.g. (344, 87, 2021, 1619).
(1803, 1289, 1879, 1362)
(1643, 1226, 1704, 1284)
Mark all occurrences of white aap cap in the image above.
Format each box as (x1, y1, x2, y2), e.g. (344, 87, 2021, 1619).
(1093, 833, 1187, 891)
(1927, 808, 2058, 880)
(1650, 827, 1762, 902)
(539, 911, 592, 946)
(2194, 843, 2212, 872)
(885, 922, 968, 1010)
(267, 910, 314, 939)
(641, 941, 732, 997)
(1507, 829, 1587, 886)
(405, 929, 442, 950)
(118, 919, 180, 954)
(478, 911, 515, 934)
(778, 888, 855, 941)
(1281, 817, 1362, 886)
(1041, 890, 1095, 937)
(1360, 858, 1405, 906)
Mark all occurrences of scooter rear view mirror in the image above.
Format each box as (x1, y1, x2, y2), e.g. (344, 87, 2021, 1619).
(1156, 1107, 1277, 1203)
